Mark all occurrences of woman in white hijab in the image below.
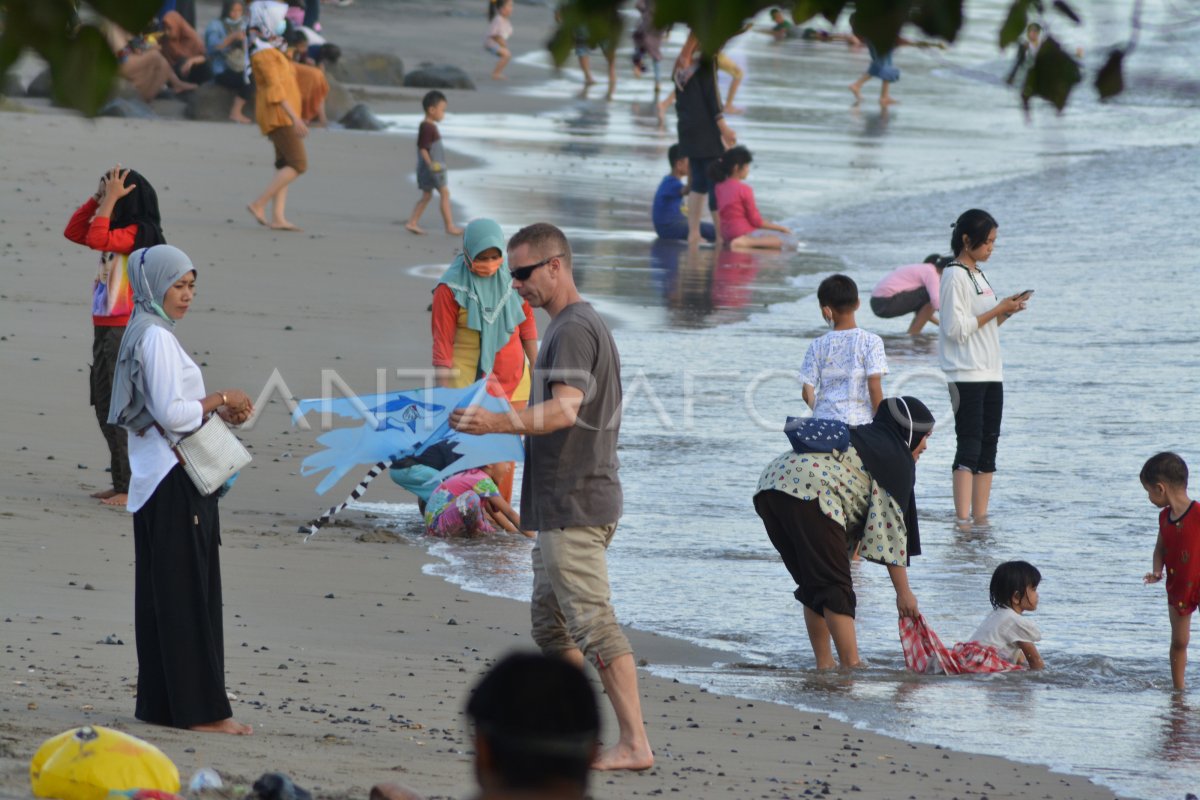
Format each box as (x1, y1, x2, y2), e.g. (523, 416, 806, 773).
(109, 244, 255, 735)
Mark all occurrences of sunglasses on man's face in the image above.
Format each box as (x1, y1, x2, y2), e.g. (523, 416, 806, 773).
(510, 254, 563, 282)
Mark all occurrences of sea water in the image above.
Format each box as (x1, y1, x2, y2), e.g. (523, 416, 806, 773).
(370, 2, 1200, 797)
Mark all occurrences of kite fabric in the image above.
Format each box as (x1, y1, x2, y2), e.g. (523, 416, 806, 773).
(899, 615, 1023, 675)
(291, 379, 523, 538)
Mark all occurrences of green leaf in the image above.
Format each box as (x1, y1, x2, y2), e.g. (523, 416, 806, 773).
(911, 0, 963, 42)
(84, 0, 162, 34)
(1022, 36, 1081, 111)
(48, 25, 118, 116)
(1094, 48, 1125, 99)
(999, 0, 1029, 48)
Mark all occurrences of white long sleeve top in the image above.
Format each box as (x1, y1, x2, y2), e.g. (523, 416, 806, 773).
(125, 325, 206, 512)
(937, 264, 1003, 383)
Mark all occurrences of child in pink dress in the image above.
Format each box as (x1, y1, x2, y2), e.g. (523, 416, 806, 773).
(424, 464, 520, 538)
(710, 146, 791, 250)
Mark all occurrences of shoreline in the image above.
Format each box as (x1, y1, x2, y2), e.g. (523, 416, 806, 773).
(0, 0, 1136, 797)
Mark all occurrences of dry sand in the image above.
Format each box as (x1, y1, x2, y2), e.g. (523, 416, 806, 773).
(0, 2, 1120, 798)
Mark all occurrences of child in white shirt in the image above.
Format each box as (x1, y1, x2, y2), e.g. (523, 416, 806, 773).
(970, 560, 1044, 669)
(799, 274, 887, 426)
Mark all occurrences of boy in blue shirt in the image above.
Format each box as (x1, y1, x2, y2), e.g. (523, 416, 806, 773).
(653, 144, 716, 242)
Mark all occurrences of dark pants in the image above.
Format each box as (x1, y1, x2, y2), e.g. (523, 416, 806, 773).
(176, 59, 213, 85)
(304, 0, 321, 29)
(950, 381, 1003, 473)
(754, 491, 856, 618)
(655, 219, 716, 242)
(90, 326, 130, 493)
(214, 68, 252, 100)
(133, 465, 232, 728)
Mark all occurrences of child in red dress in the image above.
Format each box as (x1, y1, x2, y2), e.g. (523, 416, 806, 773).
(1142, 451, 1200, 690)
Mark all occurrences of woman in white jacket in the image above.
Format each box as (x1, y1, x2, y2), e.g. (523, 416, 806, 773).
(938, 210, 1029, 525)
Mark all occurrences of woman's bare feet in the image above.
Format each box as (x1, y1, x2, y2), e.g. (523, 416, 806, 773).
(190, 718, 253, 735)
(445, 225, 464, 236)
(90, 488, 117, 500)
(593, 741, 654, 771)
(247, 204, 269, 227)
(405, 222, 426, 235)
(270, 220, 303, 232)
(100, 493, 128, 507)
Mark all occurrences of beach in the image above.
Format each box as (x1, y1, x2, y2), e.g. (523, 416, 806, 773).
(2, 0, 1196, 797)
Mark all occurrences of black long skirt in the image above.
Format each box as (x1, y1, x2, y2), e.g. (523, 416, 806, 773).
(133, 464, 232, 727)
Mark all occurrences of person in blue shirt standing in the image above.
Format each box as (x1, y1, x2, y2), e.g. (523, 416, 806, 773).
(652, 144, 716, 242)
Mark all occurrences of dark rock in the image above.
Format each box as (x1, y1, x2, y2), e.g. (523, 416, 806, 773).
(185, 82, 255, 123)
(25, 68, 53, 99)
(328, 52, 404, 86)
(339, 103, 387, 131)
(249, 772, 312, 800)
(2, 73, 23, 98)
(98, 98, 158, 119)
(402, 64, 475, 91)
(323, 74, 353, 122)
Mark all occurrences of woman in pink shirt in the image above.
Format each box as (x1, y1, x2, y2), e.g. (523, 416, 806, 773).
(711, 146, 791, 250)
(869, 254, 947, 334)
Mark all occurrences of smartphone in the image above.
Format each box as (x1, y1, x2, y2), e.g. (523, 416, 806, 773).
(1016, 289, 1034, 299)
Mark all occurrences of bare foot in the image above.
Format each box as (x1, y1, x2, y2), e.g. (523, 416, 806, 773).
(583, 76, 597, 87)
(880, 95, 897, 107)
(90, 488, 117, 500)
(174, 81, 199, 94)
(491, 73, 508, 81)
(593, 741, 654, 772)
(445, 225, 464, 236)
(405, 222, 426, 235)
(270, 221, 303, 232)
(229, 113, 253, 124)
(247, 204, 268, 227)
(849, 83, 862, 104)
(100, 493, 128, 507)
(725, 105, 745, 115)
(190, 718, 253, 735)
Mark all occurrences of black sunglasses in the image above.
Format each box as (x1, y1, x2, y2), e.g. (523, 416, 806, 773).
(510, 253, 563, 282)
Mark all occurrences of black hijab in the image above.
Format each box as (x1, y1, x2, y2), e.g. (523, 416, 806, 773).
(849, 396, 935, 562)
(108, 169, 165, 250)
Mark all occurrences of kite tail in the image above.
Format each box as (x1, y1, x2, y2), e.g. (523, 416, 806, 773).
(301, 460, 389, 541)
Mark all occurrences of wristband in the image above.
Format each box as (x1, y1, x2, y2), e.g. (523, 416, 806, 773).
(221, 393, 228, 406)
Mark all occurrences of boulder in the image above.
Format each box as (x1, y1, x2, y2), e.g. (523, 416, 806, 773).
(323, 74, 353, 121)
(98, 97, 158, 119)
(402, 64, 475, 91)
(328, 52, 404, 87)
(339, 103, 387, 131)
(25, 68, 53, 98)
(2, 73, 23, 97)
(184, 82, 255, 122)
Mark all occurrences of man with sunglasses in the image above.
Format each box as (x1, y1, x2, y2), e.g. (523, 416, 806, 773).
(450, 223, 653, 773)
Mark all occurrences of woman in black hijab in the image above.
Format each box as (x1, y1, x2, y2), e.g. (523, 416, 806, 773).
(754, 396, 935, 669)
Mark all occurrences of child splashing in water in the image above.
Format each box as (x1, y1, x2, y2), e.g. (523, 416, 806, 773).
(710, 146, 792, 250)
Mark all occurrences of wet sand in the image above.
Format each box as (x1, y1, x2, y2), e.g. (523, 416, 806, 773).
(0, 1, 1120, 798)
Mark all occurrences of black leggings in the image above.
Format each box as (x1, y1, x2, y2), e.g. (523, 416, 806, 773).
(950, 381, 1003, 473)
(214, 68, 251, 99)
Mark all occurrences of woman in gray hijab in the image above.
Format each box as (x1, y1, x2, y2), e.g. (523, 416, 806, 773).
(109, 244, 254, 735)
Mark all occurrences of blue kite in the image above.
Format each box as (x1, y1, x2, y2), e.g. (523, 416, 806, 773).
(291, 379, 523, 538)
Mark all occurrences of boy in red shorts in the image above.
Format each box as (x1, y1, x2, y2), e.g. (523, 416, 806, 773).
(1143, 451, 1199, 690)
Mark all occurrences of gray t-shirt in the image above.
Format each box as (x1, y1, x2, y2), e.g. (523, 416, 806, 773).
(520, 302, 622, 531)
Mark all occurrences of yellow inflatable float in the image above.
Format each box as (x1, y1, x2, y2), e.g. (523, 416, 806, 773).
(30, 726, 180, 800)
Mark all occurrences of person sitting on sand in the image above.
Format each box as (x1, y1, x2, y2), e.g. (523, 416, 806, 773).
(159, 9, 213, 84)
(653, 144, 716, 242)
(710, 146, 792, 250)
(205, 1, 253, 123)
(870, 253, 948, 334)
(424, 464, 522, 538)
(105, 23, 199, 102)
(246, 0, 308, 232)
(64, 165, 167, 507)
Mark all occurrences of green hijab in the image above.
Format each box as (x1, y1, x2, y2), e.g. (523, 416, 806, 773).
(436, 218, 526, 374)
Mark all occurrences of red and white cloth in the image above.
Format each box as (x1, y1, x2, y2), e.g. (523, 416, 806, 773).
(899, 615, 1023, 675)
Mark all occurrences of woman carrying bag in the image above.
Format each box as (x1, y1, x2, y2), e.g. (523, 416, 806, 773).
(108, 245, 254, 735)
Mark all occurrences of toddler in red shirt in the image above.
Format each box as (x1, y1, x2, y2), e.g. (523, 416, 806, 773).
(1142, 451, 1200, 690)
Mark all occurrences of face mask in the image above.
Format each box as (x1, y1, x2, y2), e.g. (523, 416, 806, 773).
(274, 19, 287, 36)
(469, 259, 502, 278)
(225, 17, 241, 25)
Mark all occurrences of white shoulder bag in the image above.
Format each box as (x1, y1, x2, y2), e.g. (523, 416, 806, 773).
(166, 415, 252, 496)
